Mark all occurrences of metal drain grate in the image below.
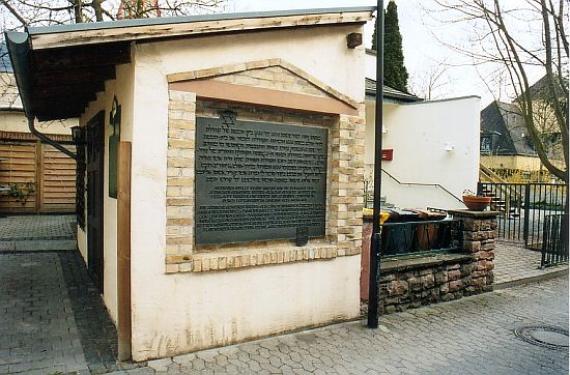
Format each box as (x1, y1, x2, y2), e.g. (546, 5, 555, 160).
(514, 325, 569, 350)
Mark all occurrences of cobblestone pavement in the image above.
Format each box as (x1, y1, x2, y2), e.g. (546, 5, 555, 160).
(0, 214, 76, 241)
(494, 240, 568, 286)
(0, 251, 119, 374)
(119, 277, 568, 375)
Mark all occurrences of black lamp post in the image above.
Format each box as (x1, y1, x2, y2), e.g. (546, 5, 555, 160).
(367, 0, 384, 329)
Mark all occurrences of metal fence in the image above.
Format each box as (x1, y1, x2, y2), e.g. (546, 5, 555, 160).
(478, 182, 567, 251)
(541, 214, 569, 267)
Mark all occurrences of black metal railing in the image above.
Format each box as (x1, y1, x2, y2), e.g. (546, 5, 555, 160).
(478, 182, 567, 250)
(381, 219, 462, 257)
(541, 214, 569, 268)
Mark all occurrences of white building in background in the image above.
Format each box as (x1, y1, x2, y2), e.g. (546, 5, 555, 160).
(364, 50, 480, 210)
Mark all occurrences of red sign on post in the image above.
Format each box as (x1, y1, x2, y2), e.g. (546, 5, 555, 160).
(382, 149, 394, 161)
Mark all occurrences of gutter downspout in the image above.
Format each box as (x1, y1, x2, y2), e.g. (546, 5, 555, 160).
(5, 32, 76, 160)
(28, 116, 77, 160)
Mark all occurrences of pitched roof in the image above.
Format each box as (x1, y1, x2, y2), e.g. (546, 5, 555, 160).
(5, 6, 375, 120)
(480, 101, 536, 156)
(516, 75, 555, 101)
(365, 78, 422, 102)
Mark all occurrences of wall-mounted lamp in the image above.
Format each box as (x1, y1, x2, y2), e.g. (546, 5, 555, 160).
(347, 32, 363, 49)
(71, 126, 85, 145)
(444, 143, 455, 152)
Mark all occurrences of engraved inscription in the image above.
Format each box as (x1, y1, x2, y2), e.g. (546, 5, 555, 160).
(195, 116, 327, 244)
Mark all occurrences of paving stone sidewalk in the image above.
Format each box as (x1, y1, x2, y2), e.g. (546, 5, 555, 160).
(0, 214, 77, 251)
(0, 214, 76, 241)
(0, 251, 120, 374)
(111, 277, 568, 375)
(0, 215, 567, 375)
(494, 240, 569, 287)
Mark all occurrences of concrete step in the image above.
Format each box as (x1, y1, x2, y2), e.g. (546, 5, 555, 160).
(0, 239, 76, 252)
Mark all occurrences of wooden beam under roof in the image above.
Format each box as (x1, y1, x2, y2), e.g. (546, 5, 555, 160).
(31, 42, 131, 72)
(29, 11, 372, 50)
(32, 96, 92, 118)
(33, 66, 116, 87)
(32, 82, 105, 99)
(27, 42, 129, 121)
(35, 109, 84, 122)
(32, 92, 95, 107)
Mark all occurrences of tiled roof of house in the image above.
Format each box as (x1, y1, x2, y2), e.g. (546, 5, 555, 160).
(365, 78, 422, 102)
(480, 101, 536, 156)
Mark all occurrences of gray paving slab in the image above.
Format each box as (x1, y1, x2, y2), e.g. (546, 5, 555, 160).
(494, 240, 569, 286)
(0, 214, 76, 241)
(0, 214, 77, 253)
(0, 248, 120, 374)
(138, 276, 568, 375)
(0, 239, 77, 252)
(0, 252, 90, 374)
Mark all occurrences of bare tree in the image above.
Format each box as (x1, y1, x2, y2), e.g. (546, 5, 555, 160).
(429, 0, 568, 181)
(0, 0, 227, 100)
(409, 60, 450, 100)
(1, 0, 226, 27)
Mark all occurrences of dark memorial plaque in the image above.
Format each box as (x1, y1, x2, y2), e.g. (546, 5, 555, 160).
(195, 116, 328, 244)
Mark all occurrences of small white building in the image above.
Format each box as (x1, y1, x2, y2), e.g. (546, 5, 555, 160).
(7, 7, 374, 361)
(363, 50, 480, 210)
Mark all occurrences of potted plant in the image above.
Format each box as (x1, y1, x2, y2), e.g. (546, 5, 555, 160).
(462, 189, 491, 211)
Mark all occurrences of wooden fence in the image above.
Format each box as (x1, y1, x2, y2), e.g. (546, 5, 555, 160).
(0, 132, 76, 213)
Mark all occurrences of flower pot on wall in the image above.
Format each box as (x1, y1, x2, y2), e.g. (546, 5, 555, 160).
(462, 195, 491, 211)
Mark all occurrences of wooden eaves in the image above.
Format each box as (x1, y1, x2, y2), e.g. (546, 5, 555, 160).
(5, 6, 374, 122)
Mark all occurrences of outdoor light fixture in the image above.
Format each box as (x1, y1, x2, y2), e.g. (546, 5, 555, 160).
(71, 126, 85, 145)
(347, 32, 363, 48)
(444, 143, 455, 151)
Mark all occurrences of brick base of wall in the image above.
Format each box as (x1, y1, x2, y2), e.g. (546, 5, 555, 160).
(361, 210, 499, 315)
(377, 254, 478, 314)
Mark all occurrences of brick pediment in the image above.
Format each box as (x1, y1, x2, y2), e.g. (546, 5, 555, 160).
(213, 65, 328, 98)
(167, 59, 359, 111)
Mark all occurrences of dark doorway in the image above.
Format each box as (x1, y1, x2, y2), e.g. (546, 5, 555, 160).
(86, 112, 105, 293)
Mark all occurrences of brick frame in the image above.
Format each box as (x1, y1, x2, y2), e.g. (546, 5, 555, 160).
(165, 61, 365, 274)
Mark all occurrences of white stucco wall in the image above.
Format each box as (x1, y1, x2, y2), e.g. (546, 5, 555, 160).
(77, 62, 135, 324)
(365, 50, 377, 80)
(0, 111, 76, 135)
(128, 25, 365, 360)
(365, 97, 480, 210)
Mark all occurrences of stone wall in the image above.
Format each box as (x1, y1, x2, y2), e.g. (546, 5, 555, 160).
(361, 210, 498, 314)
(453, 210, 497, 292)
(379, 254, 476, 314)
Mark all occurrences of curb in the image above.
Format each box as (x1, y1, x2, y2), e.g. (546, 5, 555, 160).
(0, 239, 77, 252)
(493, 267, 569, 290)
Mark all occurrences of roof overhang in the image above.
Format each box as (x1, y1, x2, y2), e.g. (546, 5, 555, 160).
(5, 7, 375, 121)
(365, 78, 422, 103)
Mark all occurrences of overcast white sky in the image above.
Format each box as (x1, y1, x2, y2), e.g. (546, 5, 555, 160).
(229, 0, 546, 108)
(0, 0, 546, 107)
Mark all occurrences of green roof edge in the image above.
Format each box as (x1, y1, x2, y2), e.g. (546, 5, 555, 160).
(28, 6, 376, 35)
